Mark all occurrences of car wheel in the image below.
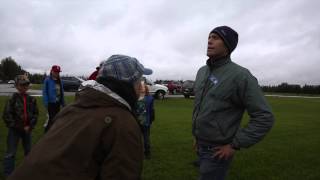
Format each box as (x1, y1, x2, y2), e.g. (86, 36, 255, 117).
(155, 90, 165, 100)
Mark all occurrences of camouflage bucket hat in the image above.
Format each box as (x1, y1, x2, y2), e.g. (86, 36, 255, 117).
(97, 54, 153, 83)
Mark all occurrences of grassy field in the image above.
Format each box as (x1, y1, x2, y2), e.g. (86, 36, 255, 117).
(0, 95, 319, 179)
(29, 83, 42, 90)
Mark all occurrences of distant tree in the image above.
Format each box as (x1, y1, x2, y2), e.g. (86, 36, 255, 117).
(78, 75, 88, 80)
(0, 64, 3, 80)
(29, 73, 46, 84)
(0, 57, 25, 81)
(262, 83, 320, 94)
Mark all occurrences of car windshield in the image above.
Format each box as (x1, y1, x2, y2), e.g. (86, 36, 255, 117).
(61, 77, 84, 82)
(183, 81, 194, 88)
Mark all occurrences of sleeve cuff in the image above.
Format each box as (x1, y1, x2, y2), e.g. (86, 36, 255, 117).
(231, 138, 241, 150)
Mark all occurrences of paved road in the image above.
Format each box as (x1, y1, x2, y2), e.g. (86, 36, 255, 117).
(3, 84, 318, 99)
(0, 84, 75, 96)
(0, 84, 185, 98)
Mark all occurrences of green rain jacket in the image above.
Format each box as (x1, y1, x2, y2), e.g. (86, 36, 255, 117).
(192, 57, 274, 149)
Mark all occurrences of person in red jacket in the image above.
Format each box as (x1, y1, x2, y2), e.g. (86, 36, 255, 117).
(88, 66, 100, 80)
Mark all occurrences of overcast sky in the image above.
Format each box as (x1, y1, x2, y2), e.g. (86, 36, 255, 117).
(1, 0, 319, 85)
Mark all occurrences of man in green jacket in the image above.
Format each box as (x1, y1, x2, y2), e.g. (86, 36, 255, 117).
(192, 26, 275, 180)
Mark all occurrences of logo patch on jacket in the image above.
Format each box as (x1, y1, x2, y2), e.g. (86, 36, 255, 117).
(209, 74, 218, 85)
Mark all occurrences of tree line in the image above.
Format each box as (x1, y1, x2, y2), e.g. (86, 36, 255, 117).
(1, 56, 320, 94)
(0, 57, 46, 84)
(261, 83, 320, 95)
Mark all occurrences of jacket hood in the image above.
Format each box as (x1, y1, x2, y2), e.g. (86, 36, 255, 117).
(77, 80, 131, 110)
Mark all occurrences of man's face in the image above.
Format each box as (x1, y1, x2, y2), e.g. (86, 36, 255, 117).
(207, 33, 228, 58)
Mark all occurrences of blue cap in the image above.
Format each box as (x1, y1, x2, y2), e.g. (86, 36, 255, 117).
(97, 54, 153, 83)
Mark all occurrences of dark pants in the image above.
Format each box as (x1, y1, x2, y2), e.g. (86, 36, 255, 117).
(197, 144, 234, 180)
(3, 128, 31, 177)
(44, 102, 61, 133)
(141, 125, 151, 156)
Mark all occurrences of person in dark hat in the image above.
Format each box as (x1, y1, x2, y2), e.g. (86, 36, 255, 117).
(192, 26, 275, 179)
(2, 75, 39, 177)
(8, 54, 152, 180)
(42, 65, 65, 133)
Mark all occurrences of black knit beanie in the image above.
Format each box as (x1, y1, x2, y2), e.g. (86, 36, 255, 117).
(210, 26, 238, 54)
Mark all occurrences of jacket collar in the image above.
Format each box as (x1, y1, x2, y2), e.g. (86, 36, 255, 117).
(206, 56, 231, 69)
(78, 80, 131, 111)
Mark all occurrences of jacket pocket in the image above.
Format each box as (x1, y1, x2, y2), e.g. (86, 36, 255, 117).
(205, 97, 232, 138)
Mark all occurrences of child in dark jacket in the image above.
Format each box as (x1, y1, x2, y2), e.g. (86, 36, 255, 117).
(2, 75, 39, 177)
(136, 84, 155, 159)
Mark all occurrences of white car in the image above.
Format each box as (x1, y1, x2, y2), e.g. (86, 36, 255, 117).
(143, 77, 168, 100)
(8, 80, 15, 84)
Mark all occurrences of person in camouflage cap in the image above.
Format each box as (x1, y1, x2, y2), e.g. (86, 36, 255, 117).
(8, 54, 152, 180)
(2, 74, 39, 177)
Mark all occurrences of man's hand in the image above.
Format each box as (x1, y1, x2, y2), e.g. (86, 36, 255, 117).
(193, 138, 198, 152)
(213, 144, 235, 160)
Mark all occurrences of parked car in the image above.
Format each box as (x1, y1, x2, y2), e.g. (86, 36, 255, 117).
(143, 77, 168, 100)
(61, 76, 84, 91)
(8, 80, 15, 84)
(182, 80, 195, 98)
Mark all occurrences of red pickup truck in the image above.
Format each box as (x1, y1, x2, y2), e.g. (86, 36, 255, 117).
(166, 81, 182, 94)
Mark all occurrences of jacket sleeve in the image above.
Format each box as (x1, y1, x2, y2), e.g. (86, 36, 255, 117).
(2, 97, 15, 128)
(60, 80, 65, 107)
(42, 78, 49, 108)
(30, 97, 39, 129)
(99, 112, 143, 180)
(150, 96, 155, 122)
(232, 71, 275, 149)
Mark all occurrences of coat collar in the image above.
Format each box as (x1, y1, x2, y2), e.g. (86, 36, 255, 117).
(206, 56, 231, 69)
(78, 80, 131, 111)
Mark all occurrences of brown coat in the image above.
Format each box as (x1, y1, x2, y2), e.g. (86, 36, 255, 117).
(9, 88, 143, 180)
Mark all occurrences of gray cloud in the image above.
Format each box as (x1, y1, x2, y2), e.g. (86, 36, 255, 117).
(0, 0, 319, 85)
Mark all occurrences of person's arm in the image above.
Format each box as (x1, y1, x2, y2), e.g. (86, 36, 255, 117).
(2, 96, 16, 128)
(42, 78, 49, 108)
(150, 96, 155, 122)
(60, 80, 65, 107)
(30, 97, 39, 129)
(232, 71, 275, 149)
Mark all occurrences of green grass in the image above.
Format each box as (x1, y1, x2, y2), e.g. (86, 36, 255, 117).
(29, 83, 42, 90)
(0, 96, 319, 179)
